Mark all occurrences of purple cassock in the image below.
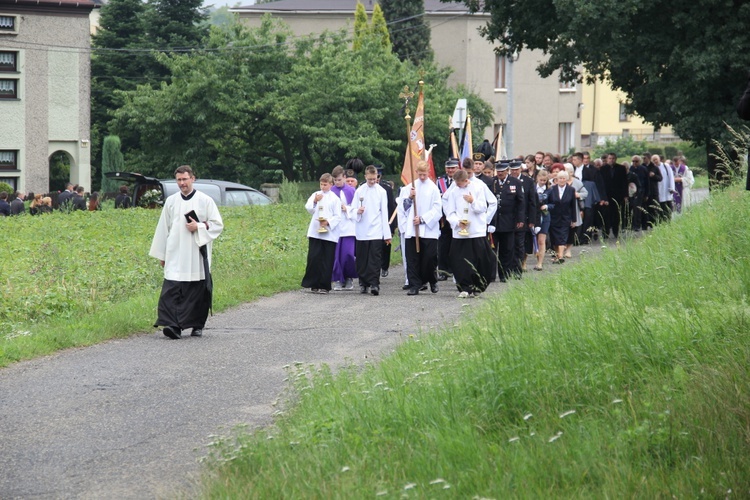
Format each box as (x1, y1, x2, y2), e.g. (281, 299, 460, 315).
(331, 184, 358, 283)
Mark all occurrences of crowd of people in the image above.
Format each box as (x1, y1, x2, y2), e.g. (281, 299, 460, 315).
(302, 149, 695, 298)
(0, 182, 134, 216)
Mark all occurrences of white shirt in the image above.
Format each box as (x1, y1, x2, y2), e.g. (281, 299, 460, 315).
(444, 181, 487, 239)
(149, 189, 224, 282)
(350, 183, 392, 241)
(402, 178, 442, 239)
(305, 190, 342, 242)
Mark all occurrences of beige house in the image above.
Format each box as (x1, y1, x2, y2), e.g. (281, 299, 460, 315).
(232, 0, 582, 158)
(0, 0, 94, 194)
(581, 77, 677, 148)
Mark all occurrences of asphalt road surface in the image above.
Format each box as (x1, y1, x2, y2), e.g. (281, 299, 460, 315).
(0, 191, 707, 499)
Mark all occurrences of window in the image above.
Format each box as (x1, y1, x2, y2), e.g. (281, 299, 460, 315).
(619, 103, 630, 122)
(495, 54, 507, 90)
(0, 51, 16, 72)
(0, 150, 18, 170)
(559, 80, 576, 92)
(0, 15, 17, 34)
(225, 190, 250, 207)
(0, 78, 17, 98)
(0, 177, 17, 190)
(558, 123, 575, 154)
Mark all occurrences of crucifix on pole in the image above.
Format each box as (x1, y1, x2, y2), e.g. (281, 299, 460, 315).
(399, 84, 420, 253)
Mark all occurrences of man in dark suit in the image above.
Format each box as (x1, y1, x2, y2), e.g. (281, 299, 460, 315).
(603, 152, 630, 240)
(71, 186, 86, 211)
(509, 161, 537, 274)
(57, 182, 74, 210)
(491, 162, 525, 282)
(0, 192, 10, 216)
(10, 191, 25, 215)
(581, 152, 608, 241)
(376, 167, 397, 277)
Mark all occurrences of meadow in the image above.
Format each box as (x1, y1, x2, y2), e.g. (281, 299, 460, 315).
(196, 186, 750, 498)
(0, 205, 311, 367)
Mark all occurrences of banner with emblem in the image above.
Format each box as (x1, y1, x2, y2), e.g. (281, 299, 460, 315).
(459, 114, 473, 164)
(400, 85, 426, 186)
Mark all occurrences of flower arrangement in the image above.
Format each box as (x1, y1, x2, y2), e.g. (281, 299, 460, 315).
(139, 189, 164, 208)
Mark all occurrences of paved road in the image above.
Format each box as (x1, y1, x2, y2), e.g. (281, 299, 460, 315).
(0, 191, 707, 499)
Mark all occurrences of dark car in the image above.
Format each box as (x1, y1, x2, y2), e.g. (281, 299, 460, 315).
(105, 172, 273, 207)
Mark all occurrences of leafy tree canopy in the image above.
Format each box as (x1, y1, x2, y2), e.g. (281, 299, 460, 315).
(110, 15, 493, 184)
(457, 0, 750, 174)
(380, 0, 433, 66)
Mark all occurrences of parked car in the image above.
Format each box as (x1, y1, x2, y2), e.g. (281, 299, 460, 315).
(105, 172, 273, 207)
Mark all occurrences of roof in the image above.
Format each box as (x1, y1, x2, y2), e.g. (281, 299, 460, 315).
(232, 0, 470, 14)
(0, 0, 96, 10)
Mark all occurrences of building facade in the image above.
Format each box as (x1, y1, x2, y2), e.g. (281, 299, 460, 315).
(0, 0, 94, 194)
(580, 77, 677, 148)
(232, 0, 582, 159)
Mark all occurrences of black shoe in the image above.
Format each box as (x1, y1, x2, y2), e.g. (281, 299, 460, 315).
(430, 283, 439, 293)
(360, 286, 368, 294)
(402, 284, 411, 290)
(420, 284, 428, 291)
(370, 286, 380, 296)
(407, 287, 419, 296)
(191, 328, 203, 337)
(163, 326, 181, 339)
(381, 269, 389, 278)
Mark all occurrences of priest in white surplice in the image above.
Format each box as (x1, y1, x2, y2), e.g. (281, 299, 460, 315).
(149, 166, 224, 339)
(402, 161, 442, 295)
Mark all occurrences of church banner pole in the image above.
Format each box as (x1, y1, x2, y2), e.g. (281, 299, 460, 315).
(400, 85, 420, 253)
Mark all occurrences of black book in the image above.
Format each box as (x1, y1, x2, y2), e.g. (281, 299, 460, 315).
(184, 210, 199, 223)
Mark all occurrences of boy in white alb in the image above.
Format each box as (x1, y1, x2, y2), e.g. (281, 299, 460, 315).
(403, 161, 442, 295)
(444, 169, 490, 298)
(350, 165, 392, 296)
(301, 173, 342, 294)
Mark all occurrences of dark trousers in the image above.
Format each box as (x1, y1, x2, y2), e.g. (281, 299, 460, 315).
(658, 200, 673, 223)
(356, 239, 382, 287)
(630, 194, 644, 230)
(405, 237, 438, 289)
(578, 207, 595, 243)
(595, 204, 609, 238)
(608, 200, 627, 239)
(437, 222, 453, 274)
(513, 229, 526, 274)
(380, 240, 392, 272)
(494, 231, 515, 281)
(301, 238, 337, 290)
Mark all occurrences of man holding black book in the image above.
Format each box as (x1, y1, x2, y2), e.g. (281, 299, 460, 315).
(149, 165, 224, 339)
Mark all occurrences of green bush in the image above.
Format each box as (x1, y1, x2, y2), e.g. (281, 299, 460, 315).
(0, 182, 13, 196)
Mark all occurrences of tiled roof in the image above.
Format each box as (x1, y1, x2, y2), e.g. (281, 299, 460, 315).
(234, 0, 469, 13)
(5, 0, 96, 7)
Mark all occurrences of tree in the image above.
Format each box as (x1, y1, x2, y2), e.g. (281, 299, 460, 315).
(110, 16, 493, 183)
(370, 4, 392, 52)
(379, 0, 432, 66)
(101, 136, 125, 195)
(352, 2, 369, 51)
(462, 0, 750, 181)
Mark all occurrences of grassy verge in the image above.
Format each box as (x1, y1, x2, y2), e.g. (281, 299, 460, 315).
(0, 205, 310, 367)
(199, 186, 750, 498)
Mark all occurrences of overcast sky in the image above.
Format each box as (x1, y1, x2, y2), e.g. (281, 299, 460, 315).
(203, 0, 253, 8)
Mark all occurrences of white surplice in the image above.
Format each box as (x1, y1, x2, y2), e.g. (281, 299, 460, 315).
(149, 190, 224, 282)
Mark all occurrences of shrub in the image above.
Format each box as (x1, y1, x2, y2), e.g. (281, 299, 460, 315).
(0, 182, 13, 196)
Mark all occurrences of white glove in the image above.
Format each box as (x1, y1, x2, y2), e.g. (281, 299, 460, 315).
(487, 225, 496, 233)
(533, 227, 541, 235)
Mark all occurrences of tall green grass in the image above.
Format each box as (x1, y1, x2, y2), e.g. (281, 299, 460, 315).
(199, 186, 750, 498)
(0, 205, 310, 366)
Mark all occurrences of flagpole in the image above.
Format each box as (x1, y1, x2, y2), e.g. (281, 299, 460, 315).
(400, 84, 420, 253)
